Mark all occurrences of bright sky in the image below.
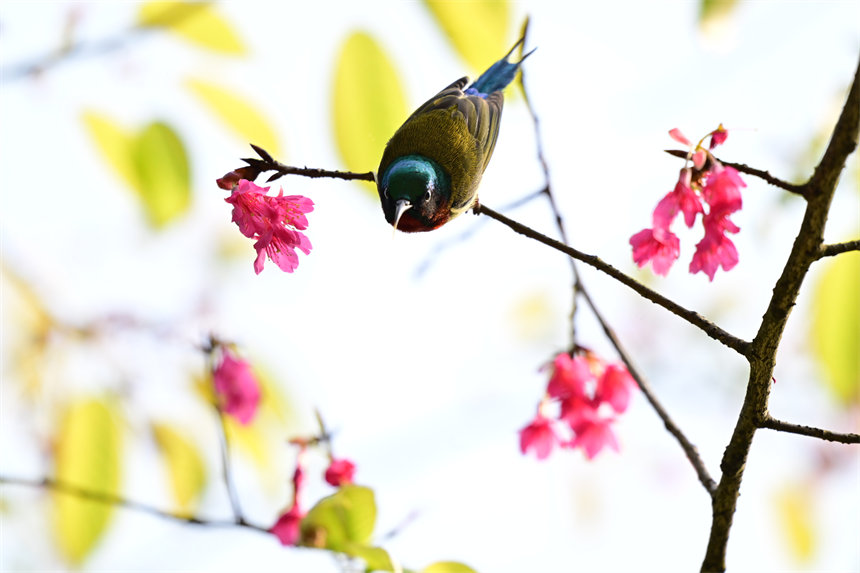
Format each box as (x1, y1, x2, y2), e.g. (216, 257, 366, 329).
(1, 2, 858, 572)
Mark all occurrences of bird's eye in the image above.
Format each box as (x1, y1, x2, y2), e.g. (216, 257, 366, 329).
(383, 187, 390, 199)
(423, 190, 432, 203)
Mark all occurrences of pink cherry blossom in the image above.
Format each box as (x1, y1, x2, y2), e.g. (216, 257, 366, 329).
(213, 350, 261, 425)
(702, 164, 744, 216)
(630, 226, 680, 276)
(595, 363, 635, 413)
(519, 413, 560, 460)
(567, 411, 620, 460)
(224, 179, 314, 274)
(653, 168, 704, 229)
(558, 394, 598, 428)
(324, 458, 356, 487)
(546, 353, 593, 401)
(690, 225, 739, 281)
(269, 504, 305, 546)
(709, 125, 728, 149)
(668, 128, 691, 146)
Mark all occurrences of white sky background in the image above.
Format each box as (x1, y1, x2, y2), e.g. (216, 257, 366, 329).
(1, 1, 858, 572)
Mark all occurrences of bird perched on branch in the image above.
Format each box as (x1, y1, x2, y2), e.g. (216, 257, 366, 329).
(377, 38, 535, 233)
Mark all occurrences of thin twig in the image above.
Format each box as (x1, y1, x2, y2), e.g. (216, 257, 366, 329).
(243, 155, 375, 184)
(759, 416, 860, 444)
(0, 475, 269, 533)
(664, 150, 807, 196)
(818, 239, 860, 259)
(474, 203, 751, 356)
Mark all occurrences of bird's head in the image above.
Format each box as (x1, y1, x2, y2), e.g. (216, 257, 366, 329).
(378, 155, 451, 233)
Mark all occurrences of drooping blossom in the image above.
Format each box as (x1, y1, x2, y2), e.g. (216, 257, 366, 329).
(213, 349, 261, 425)
(630, 226, 681, 276)
(546, 353, 593, 401)
(223, 179, 314, 275)
(269, 504, 305, 546)
(519, 411, 560, 460)
(324, 458, 356, 487)
(594, 363, 635, 414)
(630, 125, 745, 280)
(566, 408, 620, 460)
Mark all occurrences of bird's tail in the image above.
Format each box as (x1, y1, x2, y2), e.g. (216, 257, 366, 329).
(469, 37, 536, 96)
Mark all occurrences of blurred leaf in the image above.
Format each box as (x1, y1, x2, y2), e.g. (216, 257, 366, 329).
(342, 543, 395, 572)
(332, 31, 407, 195)
(138, 1, 245, 55)
(424, 0, 510, 74)
(82, 111, 138, 191)
(131, 121, 192, 227)
(186, 77, 281, 157)
(421, 562, 479, 573)
(509, 290, 556, 342)
(811, 252, 860, 404)
(152, 423, 207, 511)
(52, 398, 122, 564)
(301, 485, 376, 550)
(699, 0, 738, 28)
(774, 482, 816, 564)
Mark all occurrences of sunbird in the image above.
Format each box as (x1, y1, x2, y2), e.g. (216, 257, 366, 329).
(377, 38, 534, 232)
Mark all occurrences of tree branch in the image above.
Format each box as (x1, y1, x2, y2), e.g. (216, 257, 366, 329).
(0, 475, 269, 533)
(664, 150, 807, 197)
(702, 52, 860, 573)
(818, 239, 860, 259)
(758, 416, 860, 444)
(474, 203, 751, 356)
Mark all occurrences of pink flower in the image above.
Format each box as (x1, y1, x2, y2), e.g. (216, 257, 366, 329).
(558, 394, 598, 428)
(519, 413, 560, 460)
(546, 353, 593, 401)
(653, 168, 704, 229)
(668, 128, 691, 146)
(324, 458, 356, 487)
(269, 504, 305, 546)
(213, 350, 261, 425)
(567, 410, 620, 460)
(702, 164, 744, 216)
(594, 363, 635, 413)
(224, 180, 314, 274)
(690, 225, 739, 281)
(630, 226, 680, 276)
(709, 125, 728, 149)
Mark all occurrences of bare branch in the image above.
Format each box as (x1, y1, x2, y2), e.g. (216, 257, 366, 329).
(474, 203, 752, 356)
(818, 239, 860, 259)
(759, 416, 860, 444)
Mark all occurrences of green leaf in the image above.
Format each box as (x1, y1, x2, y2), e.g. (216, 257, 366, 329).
(82, 111, 139, 191)
(152, 423, 207, 511)
(342, 543, 395, 572)
(699, 0, 739, 37)
(301, 485, 376, 550)
(424, 0, 511, 74)
(186, 77, 282, 157)
(131, 121, 192, 228)
(52, 398, 123, 564)
(811, 252, 860, 405)
(138, 1, 245, 55)
(332, 31, 407, 195)
(421, 562, 479, 573)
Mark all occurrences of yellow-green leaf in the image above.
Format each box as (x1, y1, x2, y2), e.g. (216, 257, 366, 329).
(152, 423, 207, 511)
(774, 482, 817, 565)
(53, 398, 123, 564)
(332, 31, 407, 195)
(342, 543, 395, 572)
(131, 121, 192, 227)
(421, 562, 479, 573)
(138, 1, 245, 55)
(186, 77, 281, 157)
(811, 252, 860, 405)
(301, 485, 376, 550)
(82, 111, 138, 191)
(699, 0, 739, 40)
(424, 0, 511, 74)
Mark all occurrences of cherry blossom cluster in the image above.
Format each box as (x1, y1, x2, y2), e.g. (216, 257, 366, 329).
(519, 351, 636, 461)
(269, 440, 357, 546)
(217, 174, 314, 274)
(630, 125, 746, 281)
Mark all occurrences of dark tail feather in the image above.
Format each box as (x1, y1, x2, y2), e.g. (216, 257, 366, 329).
(469, 37, 536, 95)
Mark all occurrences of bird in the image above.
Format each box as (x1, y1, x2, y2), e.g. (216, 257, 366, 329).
(376, 37, 535, 233)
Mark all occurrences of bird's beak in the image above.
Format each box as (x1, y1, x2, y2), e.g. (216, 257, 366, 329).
(392, 199, 412, 235)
